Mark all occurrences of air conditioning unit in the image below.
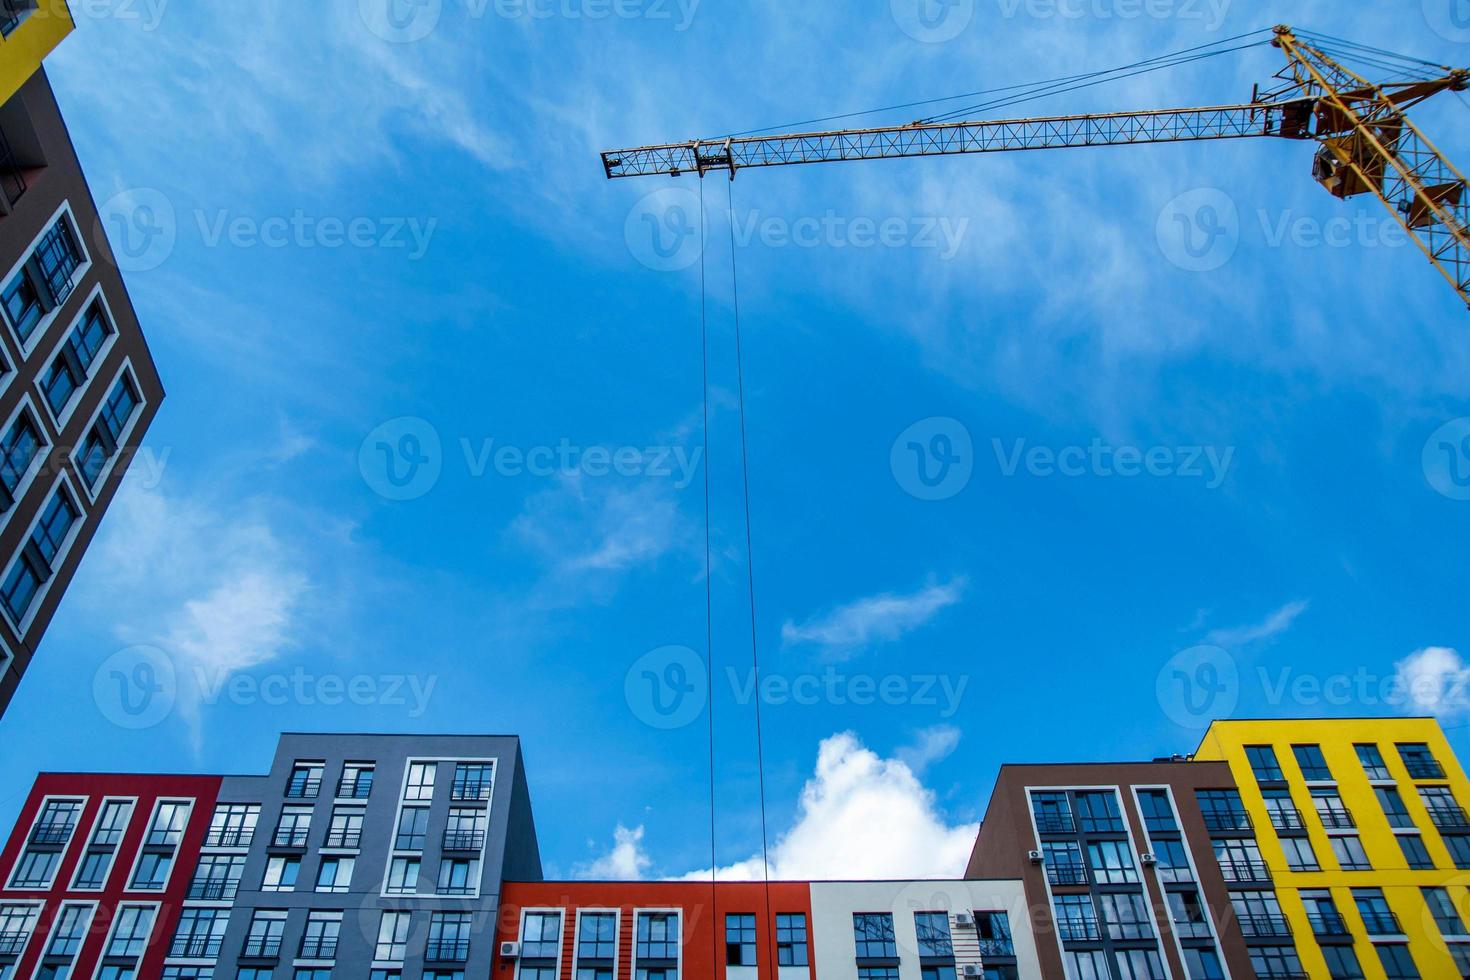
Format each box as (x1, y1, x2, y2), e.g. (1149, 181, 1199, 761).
(1140, 853, 1158, 865)
(954, 911, 976, 928)
(962, 965, 984, 978)
(1027, 849, 1044, 864)
(500, 941, 521, 960)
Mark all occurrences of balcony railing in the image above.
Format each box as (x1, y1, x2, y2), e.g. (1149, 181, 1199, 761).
(187, 878, 240, 901)
(442, 829, 486, 852)
(171, 936, 224, 958)
(1427, 806, 1470, 831)
(1057, 919, 1101, 942)
(1046, 866, 1088, 886)
(272, 828, 309, 847)
(1308, 912, 1351, 938)
(1171, 920, 1213, 940)
(426, 940, 471, 961)
(1217, 860, 1272, 884)
(1316, 810, 1356, 830)
(1268, 809, 1304, 832)
(450, 781, 492, 802)
(1236, 914, 1291, 939)
(241, 937, 283, 959)
(28, 824, 73, 845)
(204, 828, 254, 848)
(1033, 813, 1076, 834)
(1404, 760, 1446, 779)
(1359, 913, 1403, 937)
(1201, 811, 1253, 833)
(336, 776, 373, 799)
(299, 938, 339, 960)
(285, 777, 322, 799)
(0, 932, 28, 956)
(324, 829, 362, 848)
(976, 939, 1015, 957)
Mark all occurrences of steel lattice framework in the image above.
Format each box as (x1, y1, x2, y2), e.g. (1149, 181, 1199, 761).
(602, 25, 1470, 308)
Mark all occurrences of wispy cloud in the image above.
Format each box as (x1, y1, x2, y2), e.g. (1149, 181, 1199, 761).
(896, 724, 963, 775)
(1203, 600, 1309, 650)
(574, 824, 653, 881)
(781, 577, 966, 660)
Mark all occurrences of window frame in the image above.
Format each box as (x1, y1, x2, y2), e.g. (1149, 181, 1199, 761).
(0, 202, 93, 358)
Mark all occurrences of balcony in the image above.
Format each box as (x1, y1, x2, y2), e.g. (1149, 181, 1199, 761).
(1359, 913, 1403, 937)
(1217, 860, 1272, 884)
(285, 778, 322, 799)
(1316, 810, 1356, 831)
(204, 828, 254, 848)
(1201, 811, 1253, 834)
(336, 776, 373, 799)
(0, 932, 28, 956)
(171, 936, 224, 958)
(271, 828, 309, 848)
(1057, 919, 1102, 943)
(1308, 912, 1352, 941)
(1267, 809, 1305, 832)
(1404, 760, 1446, 779)
(1034, 813, 1076, 835)
(324, 829, 362, 849)
(299, 938, 339, 960)
(187, 878, 240, 901)
(450, 781, 491, 802)
(1427, 806, 1470, 831)
(1046, 866, 1088, 887)
(426, 940, 471, 962)
(241, 937, 283, 959)
(442, 829, 486, 852)
(1236, 915, 1292, 940)
(28, 824, 73, 846)
(976, 939, 1014, 957)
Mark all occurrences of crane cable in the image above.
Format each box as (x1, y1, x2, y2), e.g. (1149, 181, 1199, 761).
(696, 174, 720, 980)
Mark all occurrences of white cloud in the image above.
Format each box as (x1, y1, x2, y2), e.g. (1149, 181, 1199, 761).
(781, 577, 966, 660)
(1203, 600, 1309, 649)
(896, 724, 963, 775)
(575, 824, 653, 880)
(1394, 647, 1470, 719)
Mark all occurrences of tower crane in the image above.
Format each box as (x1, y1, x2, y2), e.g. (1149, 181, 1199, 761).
(602, 26, 1470, 308)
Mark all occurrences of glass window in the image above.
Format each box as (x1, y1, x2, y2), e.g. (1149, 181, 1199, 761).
(429, 912, 472, 961)
(1066, 951, 1110, 980)
(1320, 946, 1364, 980)
(1397, 743, 1444, 778)
(1374, 943, 1421, 979)
(42, 301, 113, 418)
(285, 762, 323, 799)
(1262, 789, 1302, 831)
(387, 856, 420, 893)
(337, 763, 374, 799)
(298, 913, 340, 960)
(451, 762, 493, 801)
(206, 803, 258, 847)
(404, 761, 436, 800)
(1030, 791, 1073, 833)
(1357, 743, 1391, 780)
(1153, 838, 1194, 883)
(436, 857, 477, 895)
(1, 486, 79, 622)
(325, 807, 363, 848)
(578, 911, 617, 962)
(1137, 789, 1177, 833)
(314, 855, 353, 893)
(1280, 836, 1320, 871)
(129, 850, 173, 889)
(914, 912, 953, 957)
(1101, 892, 1153, 940)
(636, 911, 679, 962)
(45, 904, 91, 957)
(1312, 788, 1353, 829)
(1399, 835, 1434, 870)
(1075, 791, 1123, 833)
(395, 807, 428, 849)
(1246, 745, 1284, 781)
(1214, 838, 1271, 878)
(1447, 835, 1470, 869)
(1424, 887, 1467, 936)
(1087, 840, 1138, 884)
(262, 855, 300, 891)
(726, 913, 756, 967)
(1196, 789, 1249, 831)
(1055, 895, 1099, 942)
(522, 911, 562, 959)
(853, 913, 897, 960)
(376, 911, 411, 961)
(1376, 786, 1415, 828)
(1332, 835, 1372, 871)
(776, 913, 808, 967)
(171, 908, 228, 959)
(1250, 946, 1305, 980)
(0, 411, 43, 506)
(1354, 889, 1401, 935)
(1167, 891, 1210, 939)
(273, 807, 311, 846)
(1182, 948, 1225, 980)
(1293, 744, 1332, 780)
(1114, 949, 1166, 980)
(1042, 841, 1086, 885)
(243, 911, 286, 958)
(106, 905, 156, 958)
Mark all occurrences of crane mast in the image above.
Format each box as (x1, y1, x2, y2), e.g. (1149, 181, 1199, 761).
(602, 25, 1470, 308)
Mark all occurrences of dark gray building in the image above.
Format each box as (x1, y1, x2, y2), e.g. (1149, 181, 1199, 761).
(182, 733, 542, 980)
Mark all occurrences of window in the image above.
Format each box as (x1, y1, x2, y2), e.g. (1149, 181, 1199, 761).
(1136, 789, 1177, 832)
(1376, 786, 1415, 829)
(1, 213, 84, 345)
(578, 911, 618, 965)
(273, 807, 311, 846)
(1167, 890, 1211, 939)
(237, 971, 272, 980)
(1152, 838, 1194, 883)
(285, 762, 323, 799)
(436, 857, 478, 895)
(1420, 785, 1468, 827)
(1303, 891, 1350, 937)
(172, 908, 228, 959)
(75, 850, 113, 889)
(129, 850, 173, 889)
(298, 912, 340, 960)
(0, 903, 38, 957)
(146, 801, 189, 847)
(1, 484, 79, 623)
(1246, 745, 1285, 782)
(1030, 791, 1073, 833)
(429, 912, 473, 962)
(404, 761, 436, 800)
(1042, 841, 1086, 885)
(635, 911, 679, 977)
(293, 972, 331, 980)
(1100, 892, 1153, 940)
(75, 373, 140, 490)
(0, 0, 38, 38)
(1232, 891, 1286, 939)
(1280, 836, 1320, 872)
(337, 763, 374, 799)
(44, 903, 92, 958)
(1354, 889, 1402, 935)
(1425, 888, 1468, 935)
(1332, 835, 1372, 871)
(853, 913, 897, 960)
(975, 911, 1012, 956)
(189, 853, 243, 896)
(163, 969, 216, 980)
(1398, 743, 1444, 779)
(106, 905, 155, 958)
(1262, 789, 1302, 831)
(776, 913, 808, 967)
(325, 807, 363, 848)
(920, 968, 957, 980)
(262, 855, 300, 891)
(1075, 791, 1124, 833)
(1250, 946, 1305, 980)
(1293, 744, 1332, 780)
(0, 410, 43, 512)
(1087, 840, 1138, 884)
(242, 910, 286, 958)
(386, 856, 420, 894)
(206, 803, 258, 847)
(376, 910, 411, 961)
(1182, 948, 1225, 980)
(315, 855, 353, 893)
(914, 912, 953, 957)
(858, 970, 899, 980)
(1055, 895, 1100, 941)
(1066, 951, 1110, 980)
(1196, 789, 1250, 832)
(1399, 835, 1434, 869)
(395, 807, 428, 849)
(722, 913, 756, 966)
(1320, 946, 1364, 980)
(42, 298, 114, 418)
(1214, 838, 1271, 879)
(521, 910, 561, 959)
(1374, 943, 1421, 979)
(1312, 788, 1354, 829)
(1357, 743, 1392, 780)
(451, 762, 493, 801)
(30, 799, 82, 844)
(1114, 949, 1167, 980)
(444, 807, 487, 850)
(9, 848, 58, 887)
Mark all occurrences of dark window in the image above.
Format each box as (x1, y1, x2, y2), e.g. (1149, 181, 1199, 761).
(776, 913, 808, 967)
(853, 913, 897, 960)
(725, 913, 755, 967)
(914, 912, 953, 958)
(1293, 744, 1332, 780)
(1357, 743, 1391, 780)
(1424, 887, 1467, 936)
(1246, 745, 1285, 782)
(1, 486, 79, 622)
(1196, 789, 1250, 831)
(395, 806, 428, 849)
(42, 301, 113, 418)
(577, 912, 617, 962)
(1137, 789, 1177, 833)
(2, 216, 82, 344)
(1354, 890, 1402, 935)
(1397, 743, 1444, 779)
(77, 375, 140, 489)
(1374, 943, 1421, 979)
(451, 763, 493, 801)
(1030, 791, 1073, 833)
(1399, 835, 1434, 870)
(1075, 791, 1124, 833)
(1055, 895, 1100, 942)
(635, 911, 679, 962)
(285, 763, 322, 799)
(1320, 946, 1365, 980)
(1376, 786, 1415, 829)
(0, 411, 42, 509)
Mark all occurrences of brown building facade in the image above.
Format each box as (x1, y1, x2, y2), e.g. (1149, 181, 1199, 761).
(0, 64, 164, 712)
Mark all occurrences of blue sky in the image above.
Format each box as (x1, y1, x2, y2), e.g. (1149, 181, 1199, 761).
(1, 0, 1469, 879)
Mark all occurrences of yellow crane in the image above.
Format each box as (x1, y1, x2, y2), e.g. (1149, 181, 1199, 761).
(603, 26, 1470, 308)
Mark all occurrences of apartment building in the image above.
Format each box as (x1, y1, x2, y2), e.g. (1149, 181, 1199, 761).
(0, 0, 165, 712)
(1195, 718, 1470, 979)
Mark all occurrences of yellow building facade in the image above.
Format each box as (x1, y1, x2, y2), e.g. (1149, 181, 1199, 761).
(1196, 718, 1470, 979)
(0, 0, 73, 104)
